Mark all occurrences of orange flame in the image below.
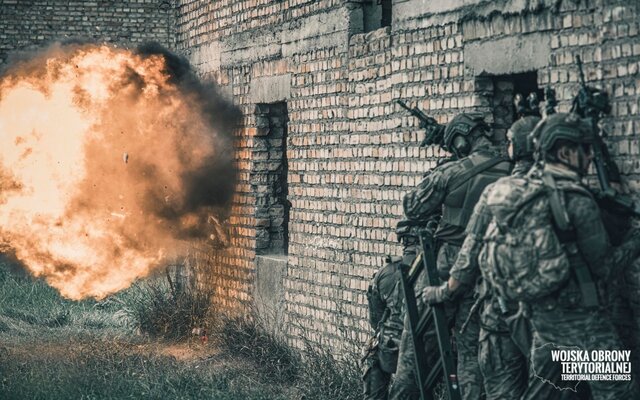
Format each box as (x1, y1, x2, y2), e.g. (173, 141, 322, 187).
(0, 44, 229, 299)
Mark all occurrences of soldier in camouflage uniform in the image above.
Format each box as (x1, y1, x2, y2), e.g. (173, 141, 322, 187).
(389, 113, 511, 400)
(606, 202, 640, 384)
(362, 219, 421, 400)
(423, 115, 540, 400)
(512, 113, 640, 400)
(611, 258, 640, 383)
(362, 116, 452, 400)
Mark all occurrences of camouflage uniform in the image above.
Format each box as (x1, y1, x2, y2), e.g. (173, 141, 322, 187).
(362, 220, 423, 400)
(362, 251, 406, 399)
(523, 165, 640, 400)
(448, 116, 540, 400)
(451, 171, 533, 400)
(517, 114, 640, 400)
(610, 258, 640, 383)
(389, 113, 511, 400)
(606, 206, 640, 384)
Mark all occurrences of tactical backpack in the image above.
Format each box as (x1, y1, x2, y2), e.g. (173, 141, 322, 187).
(478, 173, 587, 302)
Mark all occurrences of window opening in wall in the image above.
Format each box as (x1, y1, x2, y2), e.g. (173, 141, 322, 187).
(488, 71, 542, 141)
(363, 0, 392, 32)
(252, 103, 289, 256)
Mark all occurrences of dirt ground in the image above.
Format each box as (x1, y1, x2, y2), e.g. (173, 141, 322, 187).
(0, 269, 360, 400)
(0, 270, 290, 400)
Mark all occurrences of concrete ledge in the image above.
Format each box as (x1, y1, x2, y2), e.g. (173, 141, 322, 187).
(464, 32, 551, 76)
(220, 29, 282, 65)
(254, 254, 287, 327)
(249, 74, 292, 103)
(282, 30, 348, 57)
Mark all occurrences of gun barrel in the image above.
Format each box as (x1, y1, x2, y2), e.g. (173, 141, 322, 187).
(576, 55, 586, 87)
(397, 100, 430, 121)
(396, 99, 411, 112)
(592, 138, 612, 193)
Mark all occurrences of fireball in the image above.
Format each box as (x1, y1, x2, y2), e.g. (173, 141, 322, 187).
(0, 43, 237, 299)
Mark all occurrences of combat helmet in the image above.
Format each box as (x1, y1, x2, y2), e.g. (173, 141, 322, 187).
(532, 112, 595, 157)
(507, 116, 541, 161)
(443, 113, 490, 157)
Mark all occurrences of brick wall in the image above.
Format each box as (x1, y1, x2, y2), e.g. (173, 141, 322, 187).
(175, 0, 640, 346)
(0, 0, 174, 67)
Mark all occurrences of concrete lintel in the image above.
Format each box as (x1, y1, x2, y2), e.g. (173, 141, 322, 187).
(464, 32, 551, 76)
(281, 7, 349, 56)
(249, 74, 292, 103)
(282, 7, 348, 44)
(392, 0, 557, 31)
(282, 30, 348, 57)
(220, 29, 282, 66)
(188, 41, 221, 72)
(393, 0, 481, 24)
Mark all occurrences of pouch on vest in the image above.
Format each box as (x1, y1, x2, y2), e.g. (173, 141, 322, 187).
(504, 308, 532, 359)
(377, 336, 399, 374)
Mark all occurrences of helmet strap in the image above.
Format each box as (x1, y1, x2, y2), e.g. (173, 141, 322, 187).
(575, 145, 592, 176)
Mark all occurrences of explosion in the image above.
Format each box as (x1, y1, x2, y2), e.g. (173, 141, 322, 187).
(0, 42, 239, 300)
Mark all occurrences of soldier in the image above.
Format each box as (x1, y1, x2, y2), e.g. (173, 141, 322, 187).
(389, 113, 511, 400)
(500, 113, 640, 400)
(362, 114, 452, 400)
(612, 258, 640, 383)
(361, 219, 420, 400)
(422, 115, 541, 399)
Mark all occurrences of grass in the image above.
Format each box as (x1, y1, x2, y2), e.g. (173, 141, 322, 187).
(208, 306, 362, 400)
(294, 334, 362, 400)
(0, 261, 363, 400)
(0, 264, 132, 336)
(213, 311, 302, 384)
(0, 336, 290, 400)
(118, 267, 213, 340)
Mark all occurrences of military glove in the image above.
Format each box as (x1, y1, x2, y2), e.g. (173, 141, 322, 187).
(421, 282, 451, 305)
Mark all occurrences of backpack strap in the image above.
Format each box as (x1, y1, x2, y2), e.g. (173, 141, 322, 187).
(541, 173, 571, 231)
(541, 173, 599, 309)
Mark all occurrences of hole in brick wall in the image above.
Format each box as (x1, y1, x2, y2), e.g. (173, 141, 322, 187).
(362, 0, 392, 32)
(252, 102, 290, 256)
(479, 71, 542, 142)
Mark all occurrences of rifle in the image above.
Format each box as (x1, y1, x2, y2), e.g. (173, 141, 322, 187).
(397, 100, 446, 147)
(571, 55, 640, 217)
(544, 86, 558, 116)
(398, 229, 461, 400)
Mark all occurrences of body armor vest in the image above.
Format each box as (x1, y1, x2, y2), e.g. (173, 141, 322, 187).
(437, 151, 511, 244)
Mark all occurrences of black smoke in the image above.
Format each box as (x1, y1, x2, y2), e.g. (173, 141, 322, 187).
(135, 42, 242, 217)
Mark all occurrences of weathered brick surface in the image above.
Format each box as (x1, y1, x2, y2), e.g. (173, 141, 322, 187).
(174, 0, 640, 345)
(0, 0, 174, 67)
